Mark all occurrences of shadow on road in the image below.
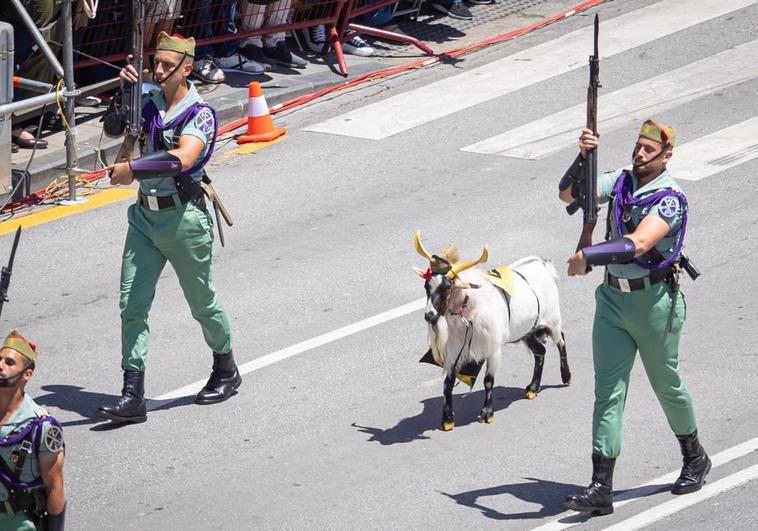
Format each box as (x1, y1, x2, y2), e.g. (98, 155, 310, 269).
(442, 477, 672, 522)
(441, 477, 586, 521)
(352, 384, 567, 445)
(34, 384, 195, 431)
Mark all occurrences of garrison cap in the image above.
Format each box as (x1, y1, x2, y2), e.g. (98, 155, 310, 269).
(156, 32, 195, 57)
(2, 330, 37, 363)
(639, 119, 676, 147)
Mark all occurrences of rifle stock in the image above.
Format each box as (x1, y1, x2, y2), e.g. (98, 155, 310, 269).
(0, 227, 22, 319)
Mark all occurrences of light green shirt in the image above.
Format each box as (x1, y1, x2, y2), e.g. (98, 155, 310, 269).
(139, 82, 215, 197)
(0, 394, 63, 501)
(598, 168, 685, 279)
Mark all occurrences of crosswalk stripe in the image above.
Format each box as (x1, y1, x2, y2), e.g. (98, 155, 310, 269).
(304, 0, 758, 140)
(461, 39, 758, 160)
(667, 116, 758, 181)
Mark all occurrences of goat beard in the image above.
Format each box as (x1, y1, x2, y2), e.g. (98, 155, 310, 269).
(429, 318, 448, 366)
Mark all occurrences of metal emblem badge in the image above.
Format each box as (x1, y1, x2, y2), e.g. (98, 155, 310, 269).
(147, 195, 159, 211)
(618, 278, 631, 293)
(44, 426, 65, 453)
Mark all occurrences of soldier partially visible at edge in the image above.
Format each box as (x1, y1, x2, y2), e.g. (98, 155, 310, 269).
(558, 120, 710, 515)
(97, 32, 241, 424)
(0, 331, 65, 530)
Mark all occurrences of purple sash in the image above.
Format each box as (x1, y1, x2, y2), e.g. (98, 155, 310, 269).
(0, 415, 63, 489)
(612, 171, 688, 271)
(142, 99, 217, 177)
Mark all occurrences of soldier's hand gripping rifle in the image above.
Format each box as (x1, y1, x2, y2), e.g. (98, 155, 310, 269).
(0, 227, 22, 320)
(559, 14, 601, 272)
(115, 0, 146, 165)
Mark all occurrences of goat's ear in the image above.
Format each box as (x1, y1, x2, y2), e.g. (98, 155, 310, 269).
(412, 266, 427, 278)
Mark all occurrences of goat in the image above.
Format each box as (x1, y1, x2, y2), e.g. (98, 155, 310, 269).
(413, 231, 572, 431)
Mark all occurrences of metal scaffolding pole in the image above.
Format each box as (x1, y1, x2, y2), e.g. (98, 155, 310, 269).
(59, 0, 85, 205)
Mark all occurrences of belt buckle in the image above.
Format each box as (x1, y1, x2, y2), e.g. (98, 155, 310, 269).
(147, 195, 159, 211)
(618, 278, 631, 293)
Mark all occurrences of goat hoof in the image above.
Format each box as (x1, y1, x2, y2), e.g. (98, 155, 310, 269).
(524, 390, 538, 400)
(441, 421, 455, 431)
(563, 375, 573, 385)
(478, 415, 494, 424)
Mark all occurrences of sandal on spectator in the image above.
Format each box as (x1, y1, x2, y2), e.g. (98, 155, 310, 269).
(76, 95, 103, 107)
(12, 143, 19, 154)
(11, 130, 47, 149)
(432, 1, 473, 20)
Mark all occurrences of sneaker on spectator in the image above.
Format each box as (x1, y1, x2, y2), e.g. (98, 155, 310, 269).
(240, 43, 273, 68)
(342, 32, 375, 57)
(302, 25, 327, 54)
(432, 1, 473, 20)
(263, 41, 308, 69)
(76, 95, 102, 107)
(192, 57, 225, 84)
(467, 0, 492, 4)
(216, 53, 272, 74)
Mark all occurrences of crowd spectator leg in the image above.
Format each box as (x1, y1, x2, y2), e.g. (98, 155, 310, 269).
(239, 0, 307, 69)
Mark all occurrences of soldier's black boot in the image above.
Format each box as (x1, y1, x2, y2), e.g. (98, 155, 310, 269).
(672, 431, 711, 494)
(564, 454, 616, 515)
(96, 370, 147, 423)
(195, 351, 242, 405)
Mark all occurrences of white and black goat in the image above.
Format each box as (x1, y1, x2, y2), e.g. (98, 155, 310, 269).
(413, 231, 571, 431)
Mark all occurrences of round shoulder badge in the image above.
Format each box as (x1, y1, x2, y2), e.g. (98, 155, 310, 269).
(658, 196, 680, 218)
(196, 108, 215, 136)
(44, 425, 65, 453)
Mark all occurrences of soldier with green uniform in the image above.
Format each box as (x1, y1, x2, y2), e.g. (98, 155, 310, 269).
(97, 32, 241, 424)
(0, 330, 65, 530)
(559, 120, 710, 515)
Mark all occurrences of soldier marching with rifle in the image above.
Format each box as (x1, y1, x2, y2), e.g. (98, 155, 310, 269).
(0, 230, 66, 530)
(97, 3, 239, 425)
(558, 15, 710, 516)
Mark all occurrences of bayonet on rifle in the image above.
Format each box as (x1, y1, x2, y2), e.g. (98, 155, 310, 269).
(0, 227, 22, 319)
(115, 0, 145, 165)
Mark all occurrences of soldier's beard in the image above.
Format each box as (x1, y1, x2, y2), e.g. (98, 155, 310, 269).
(0, 366, 29, 388)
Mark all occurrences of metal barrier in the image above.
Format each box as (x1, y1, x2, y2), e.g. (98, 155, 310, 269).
(73, 0, 348, 69)
(331, 0, 433, 75)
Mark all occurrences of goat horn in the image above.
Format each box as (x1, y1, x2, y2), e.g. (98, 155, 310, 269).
(414, 230, 433, 261)
(448, 244, 489, 278)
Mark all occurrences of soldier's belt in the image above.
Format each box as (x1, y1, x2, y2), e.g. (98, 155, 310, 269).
(606, 269, 671, 293)
(137, 191, 197, 211)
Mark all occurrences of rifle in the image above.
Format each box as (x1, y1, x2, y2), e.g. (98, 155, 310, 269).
(559, 14, 601, 272)
(0, 227, 22, 319)
(115, 0, 145, 165)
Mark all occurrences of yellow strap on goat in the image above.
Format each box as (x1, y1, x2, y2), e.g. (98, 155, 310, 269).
(485, 266, 515, 298)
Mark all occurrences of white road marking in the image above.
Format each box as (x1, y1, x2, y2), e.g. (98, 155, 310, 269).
(461, 40, 758, 159)
(602, 463, 758, 531)
(531, 436, 758, 530)
(303, 0, 758, 140)
(667, 116, 758, 181)
(147, 298, 426, 409)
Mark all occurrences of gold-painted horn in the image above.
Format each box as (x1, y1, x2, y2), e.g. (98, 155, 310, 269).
(414, 230, 433, 261)
(448, 244, 489, 278)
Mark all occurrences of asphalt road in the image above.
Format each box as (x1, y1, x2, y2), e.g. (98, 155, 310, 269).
(4, 0, 758, 529)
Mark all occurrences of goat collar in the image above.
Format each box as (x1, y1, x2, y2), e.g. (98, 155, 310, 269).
(449, 294, 470, 317)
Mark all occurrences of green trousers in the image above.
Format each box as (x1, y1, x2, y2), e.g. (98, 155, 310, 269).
(591, 278, 697, 458)
(0, 507, 37, 530)
(120, 199, 232, 372)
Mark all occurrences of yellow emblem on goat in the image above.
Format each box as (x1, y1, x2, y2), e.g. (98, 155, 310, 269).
(486, 266, 515, 298)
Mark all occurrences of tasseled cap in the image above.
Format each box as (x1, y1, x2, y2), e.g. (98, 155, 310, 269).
(639, 119, 676, 147)
(2, 330, 37, 363)
(156, 31, 195, 57)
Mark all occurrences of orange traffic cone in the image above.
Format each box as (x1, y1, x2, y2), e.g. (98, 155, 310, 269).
(236, 82, 286, 144)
